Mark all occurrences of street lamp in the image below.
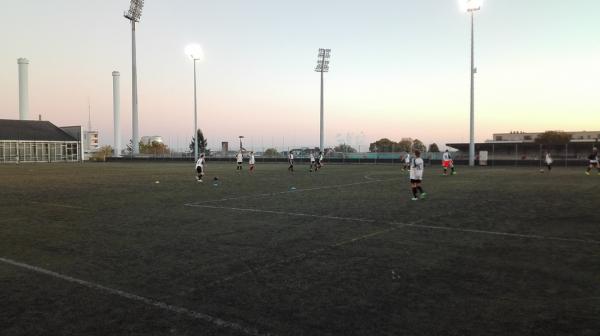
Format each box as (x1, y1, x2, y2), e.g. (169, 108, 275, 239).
(460, 0, 481, 166)
(185, 44, 203, 162)
(315, 48, 331, 153)
(124, 0, 144, 155)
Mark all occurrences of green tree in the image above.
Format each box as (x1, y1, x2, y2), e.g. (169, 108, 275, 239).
(264, 148, 280, 157)
(140, 141, 170, 155)
(369, 138, 398, 152)
(412, 139, 427, 153)
(91, 145, 113, 162)
(189, 129, 209, 154)
(428, 143, 440, 152)
(397, 139, 413, 152)
(334, 144, 357, 153)
(535, 131, 572, 145)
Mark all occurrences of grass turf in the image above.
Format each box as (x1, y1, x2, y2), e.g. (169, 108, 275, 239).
(0, 162, 599, 335)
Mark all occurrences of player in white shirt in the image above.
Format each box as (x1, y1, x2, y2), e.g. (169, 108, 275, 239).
(544, 151, 553, 172)
(249, 151, 256, 173)
(309, 152, 316, 172)
(195, 153, 205, 182)
(316, 151, 324, 171)
(409, 150, 427, 201)
(585, 147, 599, 176)
(236, 151, 243, 171)
(403, 153, 411, 171)
(288, 152, 294, 172)
(442, 150, 456, 176)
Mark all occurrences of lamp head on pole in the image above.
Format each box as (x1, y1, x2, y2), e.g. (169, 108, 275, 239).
(459, 0, 482, 12)
(124, 0, 145, 22)
(315, 48, 331, 72)
(185, 44, 204, 61)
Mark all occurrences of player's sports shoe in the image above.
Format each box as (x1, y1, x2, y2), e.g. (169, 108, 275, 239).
(585, 171, 590, 176)
(411, 197, 418, 201)
(420, 193, 427, 199)
(451, 172, 457, 175)
(198, 179, 203, 183)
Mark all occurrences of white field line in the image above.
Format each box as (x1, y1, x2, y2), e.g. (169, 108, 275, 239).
(206, 226, 402, 288)
(188, 177, 400, 205)
(0, 257, 271, 336)
(189, 205, 600, 246)
(29, 201, 89, 210)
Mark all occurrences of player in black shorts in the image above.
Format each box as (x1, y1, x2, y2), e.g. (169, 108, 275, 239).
(585, 147, 599, 176)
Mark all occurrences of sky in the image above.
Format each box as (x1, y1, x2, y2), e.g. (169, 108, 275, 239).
(0, 0, 599, 151)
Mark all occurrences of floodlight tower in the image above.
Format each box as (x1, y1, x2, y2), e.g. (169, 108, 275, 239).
(461, 0, 481, 166)
(315, 48, 331, 153)
(124, 0, 144, 155)
(185, 44, 203, 161)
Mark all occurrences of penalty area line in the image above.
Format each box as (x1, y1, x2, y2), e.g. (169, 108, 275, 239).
(0, 257, 271, 336)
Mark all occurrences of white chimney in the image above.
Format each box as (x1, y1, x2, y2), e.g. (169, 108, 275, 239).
(112, 71, 121, 157)
(18, 58, 29, 120)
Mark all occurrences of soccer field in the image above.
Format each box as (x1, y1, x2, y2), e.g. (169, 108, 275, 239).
(1, 162, 599, 335)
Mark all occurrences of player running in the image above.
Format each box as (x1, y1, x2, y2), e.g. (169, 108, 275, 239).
(409, 150, 427, 201)
(195, 153, 205, 182)
(545, 151, 553, 172)
(442, 150, 456, 176)
(309, 152, 316, 172)
(249, 151, 256, 174)
(585, 147, 599, 176)
(288, 152, 294, 172)
(236, 151, 243, 171)
(316, 151, 324, 171)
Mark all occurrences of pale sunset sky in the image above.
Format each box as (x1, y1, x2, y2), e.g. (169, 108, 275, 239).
(0, 0, 598, 151)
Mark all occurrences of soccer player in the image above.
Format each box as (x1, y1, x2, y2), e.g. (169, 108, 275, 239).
(249, 151, 256, 173)
(288, 152, 294, 172)
(236, 151, 243, 171)
(403, 153, 411, 171)
(309, 152, 316, 172)
(442, 149, 456, 176)
(585, 147, 599, 176)
(316, 151, 324, 171)
(195, 153, 205, 182)
(409, 150, 427, 201)
(545, 151, 553, 172)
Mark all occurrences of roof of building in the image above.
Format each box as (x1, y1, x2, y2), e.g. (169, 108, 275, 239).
(0, 119, 77, 141)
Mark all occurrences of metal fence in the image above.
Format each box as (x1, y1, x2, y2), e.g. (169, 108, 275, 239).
(109, 143, 595, 168)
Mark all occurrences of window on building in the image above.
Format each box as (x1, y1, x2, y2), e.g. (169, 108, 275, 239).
(524, 136, 532, 140)
(495, 136, 503, 141)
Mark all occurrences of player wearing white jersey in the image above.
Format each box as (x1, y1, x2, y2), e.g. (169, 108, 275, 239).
(236, 152, 243, 171)
(409, 150, 426, 201)
(585, 147, 599, 176)
(288, 152, 294, 172)
(249, 151, 256, 173)
(195, 154, 205, 182)
(403, 153, 411, 171)
(309, 153, 316, 172)
(544, 152, 553, 172)
(316, 151, 324, 171)
(442, 150, 456, 176)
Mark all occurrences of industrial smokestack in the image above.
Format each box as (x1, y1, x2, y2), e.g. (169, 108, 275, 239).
(17, 58, 29, 120)
(112, 71, 121, 157)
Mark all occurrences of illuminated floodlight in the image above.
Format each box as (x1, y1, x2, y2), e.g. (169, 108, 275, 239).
(124, 0, 145, 22)
(185, 44, 204, 61)
(459, 0, 482, 12)
(315, 48, 331, 73)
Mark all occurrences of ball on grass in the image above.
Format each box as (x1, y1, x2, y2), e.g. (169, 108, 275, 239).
(155, 180, 160, 184)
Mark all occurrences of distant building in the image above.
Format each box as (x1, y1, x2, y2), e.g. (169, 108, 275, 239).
(447, 130, 600, 161)
(0, 119, 81, 163)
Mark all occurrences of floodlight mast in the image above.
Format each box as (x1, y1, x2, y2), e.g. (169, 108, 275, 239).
(315, 48, 331, 153)
(124, 0, 144, 155)
(465, 0, 480, 167)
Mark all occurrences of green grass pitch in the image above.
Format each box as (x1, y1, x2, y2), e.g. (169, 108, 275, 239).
(1, 162, 599, 335)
